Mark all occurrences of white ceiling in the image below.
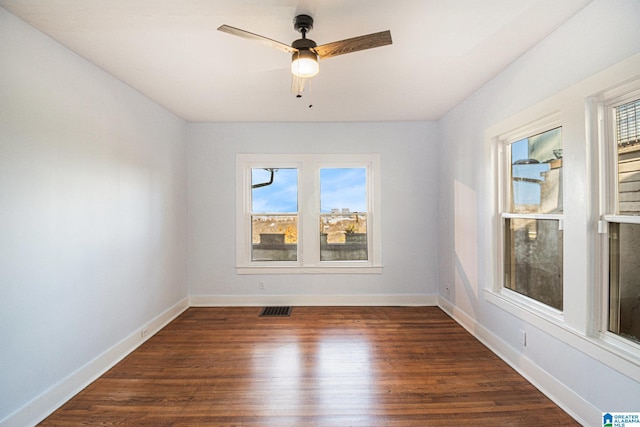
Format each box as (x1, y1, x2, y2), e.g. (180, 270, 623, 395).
(1, 0, 592, 122)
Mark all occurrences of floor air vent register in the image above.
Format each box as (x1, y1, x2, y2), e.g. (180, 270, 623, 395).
(259, 306, 292, 317)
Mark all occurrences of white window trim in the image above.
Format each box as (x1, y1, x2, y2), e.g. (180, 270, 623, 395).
(482, 55, 640, 382)
(593, 79, 640, 354)
(602, 214, 640, 224)
(491, 113, 564, 319)
(502, 212, 564, 222)
(236, 153, 382, 274)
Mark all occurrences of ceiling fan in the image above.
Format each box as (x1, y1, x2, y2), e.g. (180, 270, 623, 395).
(218, 14, 392, 96)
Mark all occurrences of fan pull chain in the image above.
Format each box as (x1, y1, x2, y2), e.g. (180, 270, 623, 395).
(306, 79, 314, 109)
(292, 76, 314, 108)
(292, 74, 307, 97)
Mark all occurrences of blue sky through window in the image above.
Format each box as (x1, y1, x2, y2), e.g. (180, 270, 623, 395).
(251, 167, 367, 213)
(252, 168, 297, 213)
(512, 138, 547, 206)
(320, 168, 367, 213)
(511, 127, 561, 208)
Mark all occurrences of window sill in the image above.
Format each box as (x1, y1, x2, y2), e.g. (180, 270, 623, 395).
(236, 265, 383, 275)
(485, 287, 564, 324)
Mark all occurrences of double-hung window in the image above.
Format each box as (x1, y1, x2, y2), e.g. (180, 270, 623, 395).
(499, 121, 564, 311)
(236, 154, 382, 274)
(598, 86, 640, 346)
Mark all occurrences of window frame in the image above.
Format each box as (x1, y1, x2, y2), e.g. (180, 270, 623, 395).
(494, 113, 565, 318)
(595, 81, 640, 352)
(236, 153, 382, 274)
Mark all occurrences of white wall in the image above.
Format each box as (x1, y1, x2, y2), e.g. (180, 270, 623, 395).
(438, 0, 640, 425)
(187, 121, 439, 305)
(0, 8, 188, 424)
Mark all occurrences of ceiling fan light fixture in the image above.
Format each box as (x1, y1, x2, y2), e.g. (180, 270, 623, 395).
(218, 14, 392, 93)
(291, 49, 319, 78)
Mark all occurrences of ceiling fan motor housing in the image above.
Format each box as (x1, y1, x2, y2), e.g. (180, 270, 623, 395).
(294, 14, 314, 35)
(292, 38, 317, 50)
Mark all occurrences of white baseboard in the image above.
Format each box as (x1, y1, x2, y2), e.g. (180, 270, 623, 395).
(2, 297, 189, 427)
(189, 294, 438, 307)
(437, 297, 600, 427)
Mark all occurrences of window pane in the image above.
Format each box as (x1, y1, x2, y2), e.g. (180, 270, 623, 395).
(615, 99, 640, 215)
(251, 215, 297, 261)
(504, 218, 563, 310)
(251, 168, 297, 261)
(320, 168, 367, 261)
(511, 127, 563, 214)
(252, 168, 297, 213)
(320, 213, 368, 261)
(616, 98, 640, 146)
(608, 223, 640, 344)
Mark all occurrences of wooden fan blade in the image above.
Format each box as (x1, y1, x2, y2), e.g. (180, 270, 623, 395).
(217, 24, 297, 54)
(314, 30, 392, 59)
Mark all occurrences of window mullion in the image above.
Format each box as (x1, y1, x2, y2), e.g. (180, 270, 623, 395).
(299, 159, 318, 266)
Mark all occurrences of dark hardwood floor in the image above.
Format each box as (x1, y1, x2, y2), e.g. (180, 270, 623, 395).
(40, 307, 579, 426)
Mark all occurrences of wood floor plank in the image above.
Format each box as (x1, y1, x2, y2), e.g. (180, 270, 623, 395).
(40, 307, 579, 426)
